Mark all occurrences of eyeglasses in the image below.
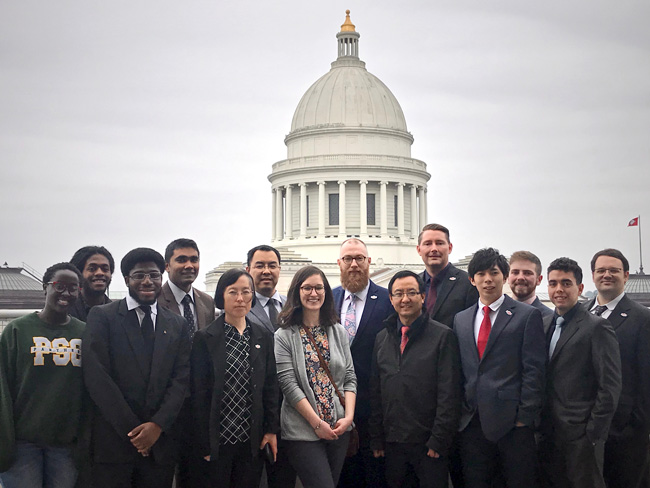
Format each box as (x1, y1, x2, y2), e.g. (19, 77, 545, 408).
(341, 255, 367, 265)
(226, 289, 253, 300)
(594, 268, 623, 276)
(300, 285, 325, 294)
(391, 290, 422, 299)
(47, 282, 79, 294)
(129, 271, 163, 281)
(253, 263, 279, 271)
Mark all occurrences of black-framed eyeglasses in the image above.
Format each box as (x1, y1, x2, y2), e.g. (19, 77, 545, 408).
(341, 255, 367, 265)
(47, 282, 80, 294)
(391, 290, 422, 299)
(300, 285, 325, 294)
(129, 271, 163, 281)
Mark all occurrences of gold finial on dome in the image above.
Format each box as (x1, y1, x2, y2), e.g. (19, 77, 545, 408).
(340, 9, 356, 32)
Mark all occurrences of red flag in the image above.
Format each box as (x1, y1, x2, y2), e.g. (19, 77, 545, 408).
(628, 217, 639, 227)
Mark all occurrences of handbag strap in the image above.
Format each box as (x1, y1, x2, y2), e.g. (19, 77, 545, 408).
(302, 325, 346, 408)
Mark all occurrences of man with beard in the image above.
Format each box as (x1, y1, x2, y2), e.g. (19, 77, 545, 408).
(333, 238, 392, 488)
(507, 251, 553, 319)
(83, 248, 190, 488)
(69, 245, 114, 321)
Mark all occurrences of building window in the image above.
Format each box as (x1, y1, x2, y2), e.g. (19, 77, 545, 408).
(394, 195, 398, 227)
(306, 195, 310, 227)
(329, 193, 339, 226)
(367, 194, 376, 225)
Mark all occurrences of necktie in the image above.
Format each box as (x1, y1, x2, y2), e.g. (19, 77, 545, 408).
(140, 305, 155, 362)
(477, 305, 491, 359)
(549, 316, 565, 357)
(593, 305, 608, 317)
(267, 298, 279, 328)
(344, 294, 357, 343)
(425, 278, 438, 316)
(182, 294, 196, 340)
(400, 326, 409, 354)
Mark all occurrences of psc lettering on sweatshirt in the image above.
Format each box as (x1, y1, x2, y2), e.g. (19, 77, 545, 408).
(31, 337, 82, 367)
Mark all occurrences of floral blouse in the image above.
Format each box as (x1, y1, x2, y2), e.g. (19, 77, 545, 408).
(300, 325, 335, 426)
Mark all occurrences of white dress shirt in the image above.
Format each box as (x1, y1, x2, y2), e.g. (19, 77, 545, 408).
(168, 280, 196, 319)
(589, 291, 625, 320)
(340, 282, 370, 333)
(473, 294, 506, 344)
(126, 294, 158, 329)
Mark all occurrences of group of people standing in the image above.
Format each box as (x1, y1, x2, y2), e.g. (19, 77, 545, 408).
(0, 224, 648, 488)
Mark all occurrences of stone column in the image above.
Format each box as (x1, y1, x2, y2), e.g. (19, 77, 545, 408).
(299, 183, 307, 238)
(418, 186, 427, 230)
(397, 182, 405, 237)
(318, 181, 326, 237)
(271, 187, 277, 241)
(338, 180, 346, 236)
(285, 185, 293, 239)
(410, 185, 418, 239)
(380, 181, 388, 237)
(359, 180, 368, 236)
(275, 187, 283, 240)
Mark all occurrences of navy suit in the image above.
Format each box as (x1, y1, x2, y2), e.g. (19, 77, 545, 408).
(454, 295, 546, 487)
(333, 280, 392, 488)
(586, 296, 650, 488)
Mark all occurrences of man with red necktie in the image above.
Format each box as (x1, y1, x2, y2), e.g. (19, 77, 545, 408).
(453, 248, 546, 488)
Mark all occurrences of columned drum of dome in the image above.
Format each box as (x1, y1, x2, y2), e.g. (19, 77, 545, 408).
(268, 10, 430, 265)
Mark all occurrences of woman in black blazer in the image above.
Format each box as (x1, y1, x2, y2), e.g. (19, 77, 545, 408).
(191, 268, 279, 488)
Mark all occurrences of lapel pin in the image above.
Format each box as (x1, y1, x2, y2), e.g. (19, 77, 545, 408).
(621, 313, 628, 317)
(163, 330, 167, 334)
(506, 310, 513, 316)
(449, 277, 457, 281)
(255, 344, 261, 349)
(370, 295, 377, 300)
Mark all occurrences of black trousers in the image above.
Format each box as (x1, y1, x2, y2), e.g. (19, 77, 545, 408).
(337, 417, 386, 488)
(211, 442, 263, 488)
(265, 436, 297, 488)
(92, 456, 175, 488)
(460, 416, 537, 488)
(538, 431, 605, 488)
(603, 431, 650, 488)
(384, 442, 448, 488)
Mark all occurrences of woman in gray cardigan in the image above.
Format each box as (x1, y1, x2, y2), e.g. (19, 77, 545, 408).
(275, 266, 357, 488)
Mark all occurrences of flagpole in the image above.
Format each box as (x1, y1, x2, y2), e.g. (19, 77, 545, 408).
(639, 215, 644, 274)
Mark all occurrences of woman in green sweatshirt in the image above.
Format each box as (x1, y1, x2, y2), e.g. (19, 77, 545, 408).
(0, 262, 85, 488)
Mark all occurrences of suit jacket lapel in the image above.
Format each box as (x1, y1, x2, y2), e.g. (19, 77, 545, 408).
(431, 266, 458, 318)
(161, 283, 181, 316)
(250, 301, 274, 334)
(119, 300, 151, 382)
(481, 298, 514, 360)
(459, 304, 480, 363)
(354, 281, 378, 344)
(606, 295, 631, 330)
(148, 309, 173, 396)
(551, 309, 582, 362)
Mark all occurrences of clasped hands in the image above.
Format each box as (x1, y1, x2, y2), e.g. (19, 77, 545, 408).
(128, 422, 162, 457)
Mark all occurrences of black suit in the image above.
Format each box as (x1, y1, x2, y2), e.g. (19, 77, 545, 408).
(539, 305, 622, 488)
(586, 295, 650, 488)
(420, 265, 478, 328)
(190, 315, 279, 488)
(530, 297, 554, 319)
(333, 281, 392, 488)
(83, 299, 191, 487)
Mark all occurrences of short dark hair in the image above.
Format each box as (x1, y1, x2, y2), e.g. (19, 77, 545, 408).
(43, 262, 82, 286)
(70, 246, 115, 274)
(388, 270, 425, 295)
(509, 250, 542, 276)
(468, 248, 509, 278)
(547, 257, 583, 285)
(213, 268, 256, 310)
(120, 248, 165, 277)
(418, 223, 450, 245)
(590, 248, 629, 273)
(247, 245, 281, 267)
(164, 238, 199, 264)
(278, 266, 338, 328)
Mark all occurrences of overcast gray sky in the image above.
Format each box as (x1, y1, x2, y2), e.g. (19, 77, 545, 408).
(1, 0, 648, 292)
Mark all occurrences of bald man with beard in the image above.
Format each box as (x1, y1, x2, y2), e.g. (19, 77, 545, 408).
(333, 239, 393, 488)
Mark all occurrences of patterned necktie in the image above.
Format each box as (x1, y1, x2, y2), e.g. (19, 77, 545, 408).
(181, 294, 196, 340)
(593, 305, 608, 317)
(267, 298, 279, 328)
(549, 316, 565, 357)
(477, 305, 491, 359)
(140, 305, 155, 362)
(400, 326, 409, 354)
(344, 294, 357, 343)
(426, 277, 438, 315)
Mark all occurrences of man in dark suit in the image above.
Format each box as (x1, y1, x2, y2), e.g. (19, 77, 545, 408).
(244, 244, 293, 488)
(453, 248, 546, 488)
(158, 238, 216, 337)
(508, 250, 553, 319)
(245, 245, 286, 334)
(417, 223, 477, 487)
(83, 248, 191, 488)
(157, 239, 215, 488)
(333, 238, 392, 488)
(587, 249, 650, 488)
(539, 257, 621, 488)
